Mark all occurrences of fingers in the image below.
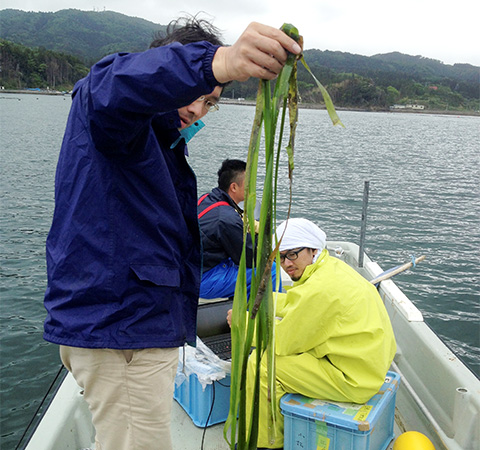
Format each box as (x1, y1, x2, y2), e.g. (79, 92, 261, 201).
(212, 22, 302, 84)
(250, 22, 302, 61)
(226, 309, 232, 328)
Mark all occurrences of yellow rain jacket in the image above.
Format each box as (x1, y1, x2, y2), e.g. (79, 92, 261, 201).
(246, 249, 396, 448)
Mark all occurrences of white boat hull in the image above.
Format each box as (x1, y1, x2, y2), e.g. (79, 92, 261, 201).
(23, 242, 480, 450)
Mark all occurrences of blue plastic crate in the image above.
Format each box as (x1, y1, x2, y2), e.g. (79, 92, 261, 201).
(281, 371, 400, 450)
(174, 373, 231, 428)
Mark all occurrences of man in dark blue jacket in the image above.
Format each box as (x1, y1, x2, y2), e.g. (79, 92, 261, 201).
(198, 159, 254, 298)
(198, 159, 280, 299)
(43, 15, 302, 450)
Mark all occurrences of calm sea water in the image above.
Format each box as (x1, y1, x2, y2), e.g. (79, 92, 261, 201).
(1, 94, 479, 448)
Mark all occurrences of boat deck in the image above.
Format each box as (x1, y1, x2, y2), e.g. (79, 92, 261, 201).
(172, 400, 228, 450)
(171, 398, 398, 450)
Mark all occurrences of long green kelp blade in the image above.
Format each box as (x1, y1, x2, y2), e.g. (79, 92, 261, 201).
(300, 56, 345, 128)
(225, 23, 343, 450)
(224, 81, 264, 449)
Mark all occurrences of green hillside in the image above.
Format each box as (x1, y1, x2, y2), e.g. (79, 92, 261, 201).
(1, 8, 478, 111)
(289, 49, 480, 111)
(0, 8, 164, 63)
(0, 39, 89, 90)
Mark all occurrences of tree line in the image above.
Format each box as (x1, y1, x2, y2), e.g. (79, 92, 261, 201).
(1, 39, 88, 91)
(223, 51, 479, 112)
(1, 38, 478, 112)
(0, 9, 161, 65)
(1, 9, 478, 111)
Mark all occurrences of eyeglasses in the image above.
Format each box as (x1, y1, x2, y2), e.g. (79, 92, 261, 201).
(279, 247, 306, 263)
(197, 96, 219, 112)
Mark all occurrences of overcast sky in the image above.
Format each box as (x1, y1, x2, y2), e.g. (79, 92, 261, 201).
(2, 0, 479, 66)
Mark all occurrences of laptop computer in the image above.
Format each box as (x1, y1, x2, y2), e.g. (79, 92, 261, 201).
(197, 299, 233, 361)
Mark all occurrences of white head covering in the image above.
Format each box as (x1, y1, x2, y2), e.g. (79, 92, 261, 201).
(275, 218, 327, 262)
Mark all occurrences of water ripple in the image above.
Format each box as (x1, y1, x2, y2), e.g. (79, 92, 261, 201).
(1, 98, 479, 447)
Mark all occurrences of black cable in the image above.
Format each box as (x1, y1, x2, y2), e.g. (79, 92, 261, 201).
(216, 379, 230, 388)
(15, 364, 67, 450)
(201, 380, 216, 450)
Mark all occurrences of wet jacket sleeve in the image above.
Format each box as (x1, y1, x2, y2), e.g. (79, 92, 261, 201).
(77, 42, 220, 154)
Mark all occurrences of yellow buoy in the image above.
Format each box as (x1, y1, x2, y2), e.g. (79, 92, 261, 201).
(393, 431, 435, 449)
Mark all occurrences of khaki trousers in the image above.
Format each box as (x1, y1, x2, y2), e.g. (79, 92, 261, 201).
(60, 345, 179, 450)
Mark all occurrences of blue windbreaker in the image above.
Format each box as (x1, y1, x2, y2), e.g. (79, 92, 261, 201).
(43, 41, 220, 349)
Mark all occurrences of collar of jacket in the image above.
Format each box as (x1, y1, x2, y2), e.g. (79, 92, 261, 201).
(152, 111, 195, 156)
(213, 187, 244, 217)
(170, 119, 205, 149)
(285, 248, 329, 289)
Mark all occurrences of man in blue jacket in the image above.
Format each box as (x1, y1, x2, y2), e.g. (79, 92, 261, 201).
(198, 159, 279, 299)
(43, 16, 302, 450)
(198, 159, 253, 298)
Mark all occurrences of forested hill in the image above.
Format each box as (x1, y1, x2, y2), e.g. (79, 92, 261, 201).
(294, 49, 479, 109)
(0, 8, 164, 63)
(1, 8, 478, 111)
(305, 50, 479, 88)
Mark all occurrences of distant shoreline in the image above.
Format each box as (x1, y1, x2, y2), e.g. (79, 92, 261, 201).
(1, 90, 478, 117)
(0, 89, 70, 96)
(220, 99, 480, 117)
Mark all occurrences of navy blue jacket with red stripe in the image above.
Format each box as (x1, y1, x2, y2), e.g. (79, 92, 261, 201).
(197, 188, 255, 272)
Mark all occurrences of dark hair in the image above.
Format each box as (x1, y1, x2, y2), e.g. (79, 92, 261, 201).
(218, 159, 246, 192)
(150, 14, 225, 48)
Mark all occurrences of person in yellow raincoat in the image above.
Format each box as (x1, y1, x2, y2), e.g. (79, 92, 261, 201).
(240, 218, 397, 449)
